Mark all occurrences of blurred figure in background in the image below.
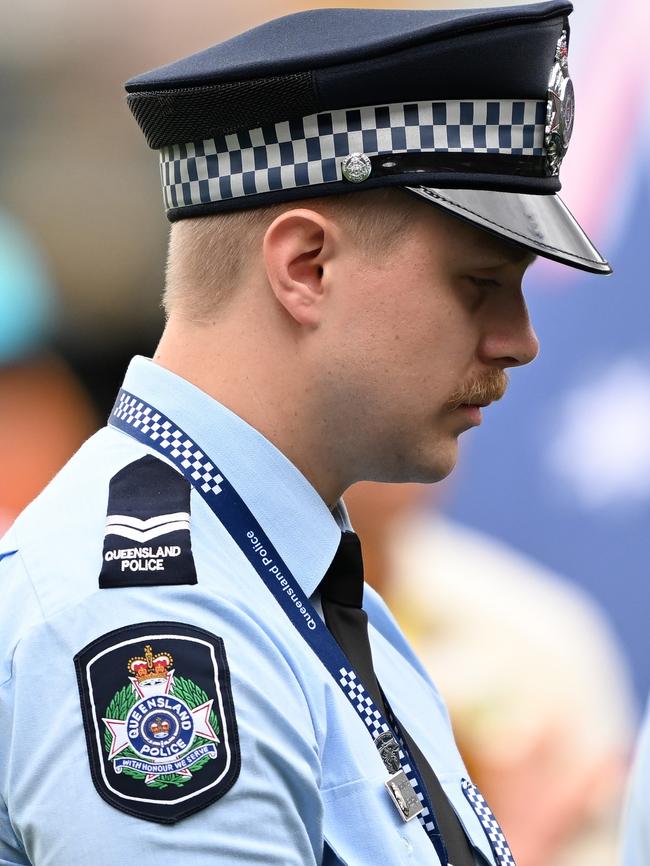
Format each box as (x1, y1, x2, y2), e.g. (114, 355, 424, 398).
(0, 210, 97, 534)
(621, 702, 650, 865)
(345, 480, 636, 866)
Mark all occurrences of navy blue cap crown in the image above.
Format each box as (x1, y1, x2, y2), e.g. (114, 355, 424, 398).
(125, 2, 575, 221)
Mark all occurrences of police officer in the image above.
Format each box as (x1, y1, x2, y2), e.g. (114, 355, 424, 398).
(0, 4, 610, 865)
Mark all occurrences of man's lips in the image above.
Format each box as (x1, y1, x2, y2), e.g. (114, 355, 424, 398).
(452, 402, 489, 424)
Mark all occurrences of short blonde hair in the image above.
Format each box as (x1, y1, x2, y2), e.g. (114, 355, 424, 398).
(163, 188, 418, 320)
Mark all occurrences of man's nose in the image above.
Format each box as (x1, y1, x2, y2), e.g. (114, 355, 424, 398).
(478, 292, 540, 369)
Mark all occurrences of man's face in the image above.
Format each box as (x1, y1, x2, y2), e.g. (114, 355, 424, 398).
(317, 198, 539, 485)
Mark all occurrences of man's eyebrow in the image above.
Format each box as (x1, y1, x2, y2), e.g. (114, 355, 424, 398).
(500, 246, 538, 266)
(473, 248, 538, 268)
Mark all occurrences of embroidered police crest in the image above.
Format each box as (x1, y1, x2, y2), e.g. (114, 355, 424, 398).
(75, 622, 240, 823)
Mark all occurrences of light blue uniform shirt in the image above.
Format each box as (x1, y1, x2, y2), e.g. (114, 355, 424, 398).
(0, 356, 498, 866)
(621, 700, 650, 866)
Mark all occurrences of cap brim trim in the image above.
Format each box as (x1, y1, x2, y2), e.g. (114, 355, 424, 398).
(405, 186, 612, 275)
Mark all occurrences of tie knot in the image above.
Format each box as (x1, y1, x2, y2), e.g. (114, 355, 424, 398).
(320, 531, 364, 608)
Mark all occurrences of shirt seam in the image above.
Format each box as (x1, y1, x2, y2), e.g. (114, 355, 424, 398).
(0, 549, 47, 689)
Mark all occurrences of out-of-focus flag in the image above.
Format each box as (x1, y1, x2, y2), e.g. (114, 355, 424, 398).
(446, 0, 650, 701)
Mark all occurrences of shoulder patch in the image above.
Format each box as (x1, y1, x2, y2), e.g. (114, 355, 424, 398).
(99, 455, 198, 588)
(74, 621, 240, 823)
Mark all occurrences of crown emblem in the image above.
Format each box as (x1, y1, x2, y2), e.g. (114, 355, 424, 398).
(128, 645, 173, 682)
(150, 717, 171, 738)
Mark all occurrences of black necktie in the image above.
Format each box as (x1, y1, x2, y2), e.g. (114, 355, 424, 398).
(320, 531, 475, 866)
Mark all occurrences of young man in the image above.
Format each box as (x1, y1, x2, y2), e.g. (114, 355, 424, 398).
(0, 4, 610, 865)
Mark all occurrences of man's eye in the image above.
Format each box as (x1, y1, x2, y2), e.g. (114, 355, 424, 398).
(468, 276, 501, 289)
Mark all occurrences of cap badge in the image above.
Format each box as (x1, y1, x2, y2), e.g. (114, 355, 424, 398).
(545, 29, 575, 176)
(341, 152, 372, 183)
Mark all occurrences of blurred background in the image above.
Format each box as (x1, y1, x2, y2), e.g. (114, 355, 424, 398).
(1, 0, 648, 863)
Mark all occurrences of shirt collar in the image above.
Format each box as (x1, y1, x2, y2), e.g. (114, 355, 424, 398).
(116, 356, 345, 597)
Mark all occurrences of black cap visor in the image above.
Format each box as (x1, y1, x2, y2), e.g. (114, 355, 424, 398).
(405, 186, 611, 275)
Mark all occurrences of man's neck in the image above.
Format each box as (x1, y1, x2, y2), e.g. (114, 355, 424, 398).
(154, 316, 350, 508)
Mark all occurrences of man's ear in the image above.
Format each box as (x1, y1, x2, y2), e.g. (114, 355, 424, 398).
(262, 208, 337, 327)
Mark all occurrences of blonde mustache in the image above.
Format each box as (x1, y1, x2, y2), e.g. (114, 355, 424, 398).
(445, 369, 509, 411)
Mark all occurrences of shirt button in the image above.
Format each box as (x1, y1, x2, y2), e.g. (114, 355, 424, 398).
(400, 835, 413, 855)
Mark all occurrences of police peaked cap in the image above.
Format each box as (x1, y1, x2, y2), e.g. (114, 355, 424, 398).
(126, 2, 610, 274)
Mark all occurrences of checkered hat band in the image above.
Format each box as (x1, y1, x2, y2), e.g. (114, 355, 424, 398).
(462, 779, 517, 866)
(159, 98, 546, 209)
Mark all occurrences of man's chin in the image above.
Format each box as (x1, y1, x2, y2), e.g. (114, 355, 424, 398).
(418, 458, 457, 485)
(418, 438, 460, 483)
(379, 441, 458, 485)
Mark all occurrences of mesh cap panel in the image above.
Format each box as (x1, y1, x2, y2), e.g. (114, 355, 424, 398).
(128, 72, 318, 149)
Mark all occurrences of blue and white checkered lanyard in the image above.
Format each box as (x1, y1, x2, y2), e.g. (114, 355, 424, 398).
(110, 389, 516, 866)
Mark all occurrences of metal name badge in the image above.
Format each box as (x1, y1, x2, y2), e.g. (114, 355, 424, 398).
(545, 29, 575, 176)
(385, 769, 425, 822)
(375, 731, 424, 822)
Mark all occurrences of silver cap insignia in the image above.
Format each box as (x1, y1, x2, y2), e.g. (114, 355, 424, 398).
(545, 29, 575, 176)
(341, 152, 372, 183)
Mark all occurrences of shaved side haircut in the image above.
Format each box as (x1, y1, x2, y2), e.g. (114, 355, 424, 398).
(163, 188, 420, 321)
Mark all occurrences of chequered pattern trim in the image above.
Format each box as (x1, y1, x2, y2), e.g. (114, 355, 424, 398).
(111, 392, 224, 495)
(160, 98, 546, 209)
(339, 668, 442, 852)
(462, 779, 517, 866)
(339, 668, 394, 741)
